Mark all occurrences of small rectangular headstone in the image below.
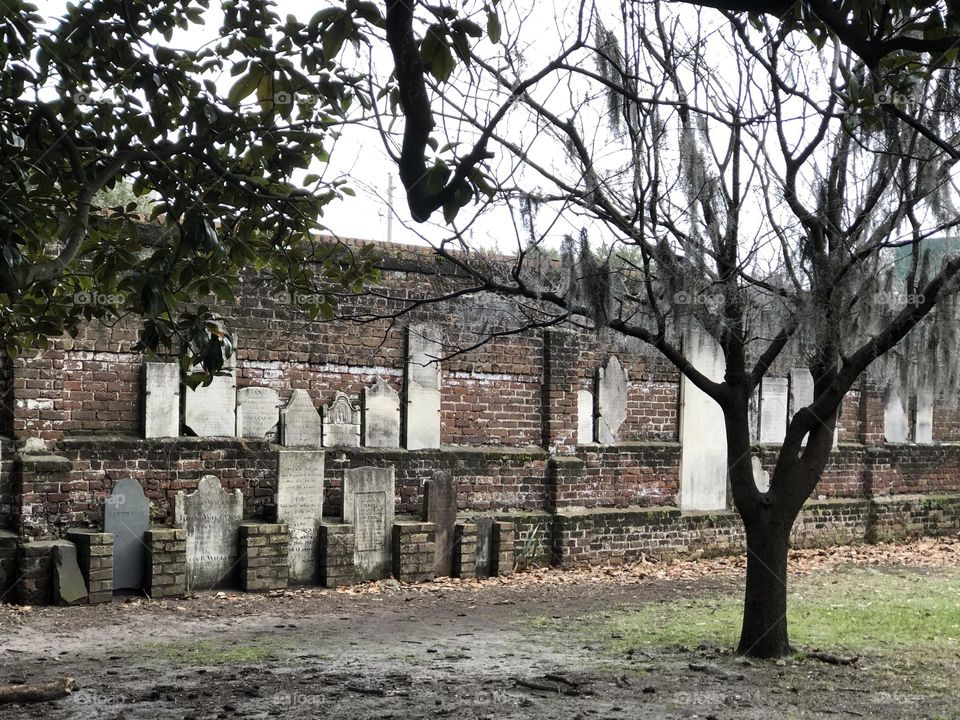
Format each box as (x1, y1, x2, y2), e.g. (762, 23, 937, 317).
(759, 377, 788, 444)
(405, 325, 441, 449)
(342, 467, 395, 580)
(276, 449, 325, 583)
(363, 378, 401, 448)
(184, 368, 237, 436)
(53, 542, 88, 605)
(596, 356, 628, 444)
(280, 389, 323, 447)
(884, 381, 909, 443)
(322, 391, 360, 447)
(237, 387, 280, 439)
(422, 471, 457, 577)
(104, 478, 151, 592)
(577, 390, 594, 443)
(144, 363, 179, 437)
(174, 475, 243, 591)
(474, 516, 494, 578)
(915, 384, 934, 444)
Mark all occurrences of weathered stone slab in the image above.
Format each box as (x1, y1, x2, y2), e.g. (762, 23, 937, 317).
(423, 471, 457, 577)
(405, 325, 441, 449)
(789, 368, 814, 419)
(53, 542, 87, 605)
(916, 384, 934, 444)
(474, 516, 494, 578)
(184, 368, 237, 436)
(884, 381, 909, 443)
(174, 475, 243, 591)
(759, 377, 789, 444)
(342, 467, 395, 581)
(275, 449, 325, 584)
(103, 478, 150, 592)
(577, 390, 594, 444)
(322, 391, 360, 447)
(237, 387, 279, 439)
(751, 456, 771, 493)
(144, 363, 179, 437)
(362, 378, 400, 448)
(280, 389, 323, 447)
(596, 356, 627, 444)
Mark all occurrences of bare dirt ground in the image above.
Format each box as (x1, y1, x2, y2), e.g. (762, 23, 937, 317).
(0, 539, 957, 720)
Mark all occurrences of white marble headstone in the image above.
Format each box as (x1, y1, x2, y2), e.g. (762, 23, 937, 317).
(405, 324, 442, 449)
(577, 389, 594, 444)
(280, 389, 323, 447)
(342, 466, 395, 581)
(759, 377, 788, 444)
(322, 391, 360, 447)
(237, 387, 279, 439)
(915, 384, 934, 444)
(144, 363, 179, 438)
(184, 368, 237, 436)
(174, 475, 243, 591)
(884, 381, 909, 443)
(596, 356, 628, 444)
(362, 378, 401, 448)
(276, 449, 325, 583)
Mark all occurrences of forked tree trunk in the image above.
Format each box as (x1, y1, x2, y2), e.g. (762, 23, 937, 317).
(737, 514, 792, 658)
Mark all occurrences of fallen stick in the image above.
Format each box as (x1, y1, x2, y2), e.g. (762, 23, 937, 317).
(515, 679, 581, 696)
(543, 673, 579, 688)
(345, 684, 386, 696)
(0, 677, 78, 704)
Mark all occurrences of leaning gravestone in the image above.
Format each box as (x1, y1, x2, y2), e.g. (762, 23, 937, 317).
(342, 467, 395, 580)
(53, 542, 88, 605)
(103, 478, 150, 592)
(405, 324, 442, 449)
(275, 449, 325, 583)
(174, 475, 243, 591)
(143, 362, 179, 437)
(184, 368, 237, 436)
(280, 389, 323, 447)
(423, 471, 457, 577)
(237, 387, 280, 439)
(322, 391, 361, 447)
(362, 378, 400, 448)
(596, 356, 628, 444)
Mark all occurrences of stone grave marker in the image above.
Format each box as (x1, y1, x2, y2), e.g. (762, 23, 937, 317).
(144, 362, 179, 437)
(276, 449, 325, 583)
(237, 387, 280, 439)
(474, 517, 494, 578)
(184, 368, 237, 436)
(405, 324, 442, 449)
(423, 470, 458, 577)
(322, 391, 360, 447)
(596, 356, 628, 444)
(884, 381, 909, 443)
(174, 475, 243, 591)
(103, 478, 150, 592)
(759, 377, 789, 444)
(53, 542, 87, 605)
(280, 389, 323, 447)
(577, 390, 594, 443)
(342, 466, 395, 580)
(362, 378, 400, 448)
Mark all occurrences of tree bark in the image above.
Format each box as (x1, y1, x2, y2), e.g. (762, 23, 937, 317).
(0, 677, 77, 704)
(737, 515, 791, 658)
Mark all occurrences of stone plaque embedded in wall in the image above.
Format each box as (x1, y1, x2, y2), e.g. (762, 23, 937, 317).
(884, 381, 909, 443)
(759, 377, 788, 444)
(237, 387, 280, 439)
(184, 368, 237, 436)
(405, 324, 442, 449)
(280, 389, 323, 447)
(362, 378, 400, 448)
(474, 516, 494, 578)
(342, 466, 395, 580)
(275, 449, 325, 583)
(103, 478, 150, 592)
(916, 384, 934, 444)
(322, 391, 360, 447)
(789, 368, 814, 420)
(577, 390, 594, 444)
(174, 475, 243, 591)
(596, 356, 628, 444)
(423, 470, 457, 577)
(144, 363, 179, 438)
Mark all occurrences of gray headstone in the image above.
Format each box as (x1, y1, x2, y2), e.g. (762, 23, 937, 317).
(144, 363, 180, 437)
(405, 325, 441, 449)
(789, 368, 814, 420)
(322, 391, 360, 447)
(174, 475, 243, 591)
(916, 384, 934, 444)
(53, 542, 87, 605)
(577, 390, 594, 443)
(184, 368, 237, 436)
(342, 466, 395, 581)
(362, 378, 401, 448)
(474, 517, 494, 578)
(759, 377, 788, 444)
(103, 478, 150, 592)
(280, 389, 323, 447)
(423, 471, 457, 577)
(884, 381, 909, 443)
(237, 387, 280, 439)
(596, 356, 628, 444)
(276, 449, 325, 583)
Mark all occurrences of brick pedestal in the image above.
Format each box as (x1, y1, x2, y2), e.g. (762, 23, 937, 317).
(392, 521, 436, 583)
(145, 528, 186, 599)
(319, 523, 355, 588)
(65, 530, 113, 603)
(491, 520, 515, 576)
(239, 522, 289, 592)
(452, 522, 477, 579)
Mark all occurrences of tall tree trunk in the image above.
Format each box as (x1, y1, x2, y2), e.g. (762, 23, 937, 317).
(737, 512, 792, 658)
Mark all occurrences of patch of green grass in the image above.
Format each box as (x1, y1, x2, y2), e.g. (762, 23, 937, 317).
(139, 636, 285, 665)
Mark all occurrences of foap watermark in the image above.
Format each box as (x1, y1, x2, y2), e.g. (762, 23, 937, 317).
(273, 91, 324, 108)
(74, 290, 126, 307)
(271, 690, 324, 710)
(673, 290, 723, 307)
(872, 291, 925, 308)
(274, 291, 322, 307)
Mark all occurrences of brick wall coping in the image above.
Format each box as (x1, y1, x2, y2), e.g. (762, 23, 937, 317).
(18, 454, 73, 472)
